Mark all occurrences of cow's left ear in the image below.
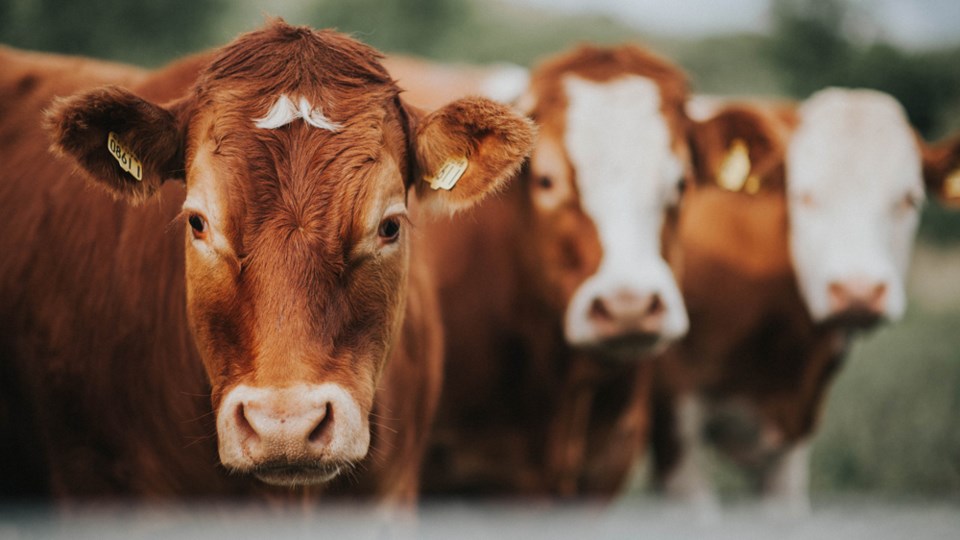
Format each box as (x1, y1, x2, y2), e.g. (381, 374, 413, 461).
(408, 96, 536, 216)
(45, 86, 187, 205)
(922, 134, 960, 207)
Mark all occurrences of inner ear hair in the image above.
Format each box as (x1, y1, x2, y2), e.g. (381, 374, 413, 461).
(45, 86, 183, 204)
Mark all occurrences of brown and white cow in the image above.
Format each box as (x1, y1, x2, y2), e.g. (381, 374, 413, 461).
(0, 21, 533, 501)
(651, 89, 960, 515)
(406, 45, 692, 497)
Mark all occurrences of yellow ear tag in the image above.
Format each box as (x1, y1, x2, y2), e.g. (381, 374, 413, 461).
(107, 132, 143, 181)
(717, 139, 751, 193)
(427, 157, 468, 191)
(945, 168, 960, 199)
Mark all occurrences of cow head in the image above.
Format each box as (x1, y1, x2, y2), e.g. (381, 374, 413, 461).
(46, 21, 533, 486)
(786, 88, 955, 328)
(517, 45, 691, 358)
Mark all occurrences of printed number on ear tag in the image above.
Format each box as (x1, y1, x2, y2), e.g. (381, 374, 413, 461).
(717, 139, 751, 193)
(427, 157, 468, 191)
(107, 131, 143, 181)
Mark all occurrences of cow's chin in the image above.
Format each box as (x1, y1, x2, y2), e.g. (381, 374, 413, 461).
(248, 460, 350, 487)
(575, 332, 670, 362)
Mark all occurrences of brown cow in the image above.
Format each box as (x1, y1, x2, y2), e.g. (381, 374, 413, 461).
(0, 21, 534, 501)
(651, 92, 960, 515)
(411, 45, 692, 497)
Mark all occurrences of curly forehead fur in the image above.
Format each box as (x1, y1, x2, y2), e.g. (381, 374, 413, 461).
(184, 21, 410, 268)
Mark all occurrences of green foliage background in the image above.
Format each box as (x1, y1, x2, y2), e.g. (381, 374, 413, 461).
(2, 0, 959, 500)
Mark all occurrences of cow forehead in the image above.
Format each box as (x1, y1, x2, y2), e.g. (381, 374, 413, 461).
(563, 74, 680, 204)
(788, 89, 922, 199)
(185, 101, 406, 258)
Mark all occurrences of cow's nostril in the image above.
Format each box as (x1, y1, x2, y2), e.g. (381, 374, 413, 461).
(308, 402, 333, 444)
(235, 402, 258, 443)
(589, 297, 613, 322)
(647, 294, 664, 317)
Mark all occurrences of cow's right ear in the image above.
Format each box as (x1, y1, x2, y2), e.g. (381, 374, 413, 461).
(406, 96, 536, 217)
(921, 134, 960, 208)
(687, 105, 788, 195)
(45, 86, 186, 205)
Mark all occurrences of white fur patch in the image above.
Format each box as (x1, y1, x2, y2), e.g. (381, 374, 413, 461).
(254, 94, 341, 131)
(183, 145, 232, 259)
(685, 94, 725, 122)
(787, 88, 923, 323)
(479, 64, 530, 104)
(562, 74, 689, 345)
(762, 439, 812, 517)
(663, 394, 720, 518)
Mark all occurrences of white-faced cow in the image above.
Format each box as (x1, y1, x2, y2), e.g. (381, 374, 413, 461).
(651, 89, 960, 515)
(398, 45, 692, 497)
(0, 21, 533, 501)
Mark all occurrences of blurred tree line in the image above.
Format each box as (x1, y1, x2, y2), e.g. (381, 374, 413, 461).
(0, 0, 225, 65)
(2, 0, 958, 237)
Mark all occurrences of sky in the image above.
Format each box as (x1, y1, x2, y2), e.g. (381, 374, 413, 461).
(506, 0, 960, 49)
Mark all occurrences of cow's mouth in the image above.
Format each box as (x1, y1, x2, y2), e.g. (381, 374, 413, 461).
(583, 331, 666, 360)
(823, 308, 884, 331)
(250, 461, 347, 487)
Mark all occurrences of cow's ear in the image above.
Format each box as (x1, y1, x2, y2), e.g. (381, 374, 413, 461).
(45, 86, 187, 205)
(921, 134, 960, 207)
(687, 105, 788, 195)
(408, 96, 536, 216)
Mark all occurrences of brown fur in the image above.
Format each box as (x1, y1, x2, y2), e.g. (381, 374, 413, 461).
(0, 21, 532, 501)
(416, 45, 690, 498)
(652, 104, 844, 487)
(922, 134, 960, 207)
(651, 102, 960, 498)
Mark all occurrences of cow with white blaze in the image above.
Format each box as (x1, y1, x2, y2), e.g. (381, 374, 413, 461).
(651, 88, 960, 515)
(405, 45, 693, 497)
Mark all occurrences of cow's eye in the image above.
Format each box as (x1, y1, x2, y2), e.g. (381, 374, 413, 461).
(899, 192, 923, 212)
(536, 175, 553, 190)
(188, 213, 207, 239)
(378, 216, 401, 244)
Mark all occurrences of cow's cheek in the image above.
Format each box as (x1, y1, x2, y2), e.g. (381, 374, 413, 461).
(537, 210, 603, 312)
(184, 248, 246, 396)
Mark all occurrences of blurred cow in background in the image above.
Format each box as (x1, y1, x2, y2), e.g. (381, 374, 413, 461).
(392, 45, 692, 498)
(652, 88, 960, 515)
(0, 21, 534, 502)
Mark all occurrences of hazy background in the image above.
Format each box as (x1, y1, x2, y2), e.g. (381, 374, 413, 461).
(1, 0, 959, 502)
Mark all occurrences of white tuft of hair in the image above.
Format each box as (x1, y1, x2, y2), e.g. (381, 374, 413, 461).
(254, 94, 341, 131)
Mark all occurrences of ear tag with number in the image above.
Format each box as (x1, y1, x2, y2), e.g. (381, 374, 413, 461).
(107, 131, 143, 181)
(717, 138, 751, 193)
(427, 157, 468, 191)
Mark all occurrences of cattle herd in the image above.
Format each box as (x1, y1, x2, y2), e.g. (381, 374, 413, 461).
(1, 19, 958, 519)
